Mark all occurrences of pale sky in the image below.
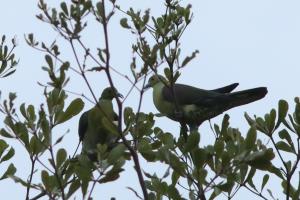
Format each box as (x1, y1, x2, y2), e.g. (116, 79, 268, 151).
(1, 0, 300, 199)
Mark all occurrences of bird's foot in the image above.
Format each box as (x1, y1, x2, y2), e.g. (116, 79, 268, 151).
(180, 123, 188, 141)
(154, 113, 165, 117)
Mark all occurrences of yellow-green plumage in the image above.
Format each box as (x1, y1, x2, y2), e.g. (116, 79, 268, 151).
(78, 87, 121, 159)
(146, 75, 268, 131)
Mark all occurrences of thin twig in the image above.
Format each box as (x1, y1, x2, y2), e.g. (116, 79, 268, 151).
(242, 184, 268, 200)
(133, 75, 147, 149)
(25, 156, 37, 200)
(87, 174, 102, 199)
(48, 145, 66, 200)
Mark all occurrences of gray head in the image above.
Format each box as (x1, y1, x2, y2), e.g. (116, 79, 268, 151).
(144, 75, 167, 89)
(100, 87, 123, 100)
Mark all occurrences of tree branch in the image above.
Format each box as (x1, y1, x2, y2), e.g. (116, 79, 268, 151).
(100, 1, 148, 199)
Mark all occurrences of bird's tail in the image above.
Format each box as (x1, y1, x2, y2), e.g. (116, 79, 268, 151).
(226, 87, 268, 109)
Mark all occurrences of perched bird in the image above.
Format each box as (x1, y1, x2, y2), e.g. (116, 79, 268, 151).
(78, 87, 122, 160)
(144, 75, 267, 131)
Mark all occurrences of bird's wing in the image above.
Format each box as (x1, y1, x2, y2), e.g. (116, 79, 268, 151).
(113, 112, 118, 121)
(162, 83, 229, 106)
(78, 111, 89, 141)
(210, 83, 239, 93)
(97, 100, 120, 140)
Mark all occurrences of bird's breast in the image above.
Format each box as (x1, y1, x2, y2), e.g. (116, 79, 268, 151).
(152, 83, 199, 122)
(152, 84, 176, 117)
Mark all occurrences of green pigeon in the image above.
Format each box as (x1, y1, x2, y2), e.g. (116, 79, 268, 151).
(78, 87, 122, 160)
(145, 75, 267, 131)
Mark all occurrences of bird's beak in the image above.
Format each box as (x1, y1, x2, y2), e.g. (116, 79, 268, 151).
(117, 92, 124, 98)
(143, 83, 151, 90)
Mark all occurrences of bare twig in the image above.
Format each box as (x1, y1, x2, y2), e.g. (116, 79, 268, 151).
(25, 156, 37, 200)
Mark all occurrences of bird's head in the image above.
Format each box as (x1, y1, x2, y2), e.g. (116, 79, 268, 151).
(100, 87, 123, 100)
(144, 75, 167, 89)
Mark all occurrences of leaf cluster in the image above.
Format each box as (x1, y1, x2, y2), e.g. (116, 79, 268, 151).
(0, 35, 18, 78)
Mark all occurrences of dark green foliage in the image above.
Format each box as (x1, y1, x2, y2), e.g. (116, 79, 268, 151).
(0, 35, 18, 78)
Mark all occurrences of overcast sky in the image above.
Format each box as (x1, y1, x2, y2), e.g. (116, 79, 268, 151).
(1, 0, 300, 199)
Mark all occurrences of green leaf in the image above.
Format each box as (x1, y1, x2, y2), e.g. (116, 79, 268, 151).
(29, 136, 43, 155)
(41, 170, 50, 190)
(246, 149, 275, 170)
(15, 122, 29, 147)
(181, 50, 199, 68)
(247, 180, 257, 193)
(245, 167, 256, 183)
(239, 165, 249, 183)
(245, 126, 257, 150)
(158, 148, 185, 176)
(0, 129, 13, 138)
(141, 150, 156, 162)
(294, 97, 300, 125)
(196, 168, 208, 185)
(27, 105, 36, 121)
(56, 148, 67, 168)
(2, 69, 16, 78)
(0, 163, 16, 180)
(124, 107, 134, 126)
(268, 165, 284, 179)
(167, 185, 181, 200)
(278, 129, 295, 152)
(0, 147, 14, 163)
(137, 138, 152, 153)
(67, 179, 81, 199)
(209, 188, 221, 200)
(261, 174, 269, 191)
(277, 100, 288, 125)
(159, 132, 174, 148)
(217, 181, 234, 193)
(221, 114, 230, 135)
(221, 152, 230, 167)
(214, 140, 224, 156)
(75, 156, 93, 181)
(267, 189, 276, 199)
(98, 167, 124, 183)
(120, 18, 131, 29)
(138, 138, 156, 162)
(183, 130, 200, 153)
(256, 117, 268, 134)
(168, 153, 185, 176)
(265, 109, 276, 133)
(171, 171, 180, 186)
(54, 135, 65, 146)
(9, 175, 32, 188)
(56, 98, 84, 124)
(276, 141, 294, 153)
(45, 55, 53, 69)
(164, 68, 171, 82)
(279, 129, 293, 145)
(0, 139, 9, 158)
(60, 2, 69, 16)
(96, 2, 104, 18)
(20, 103, 27, 118)
(107, 144, 126, 164)
(244, 112, 256, 126)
